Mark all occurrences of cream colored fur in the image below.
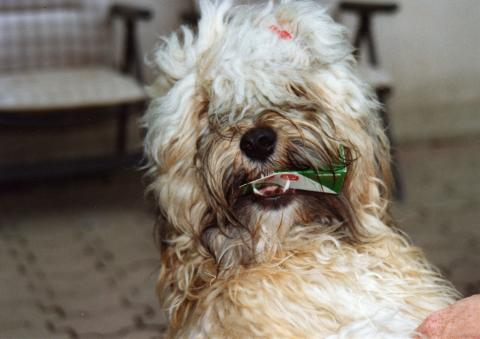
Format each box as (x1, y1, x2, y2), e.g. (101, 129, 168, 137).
(144, 1, 459, 337)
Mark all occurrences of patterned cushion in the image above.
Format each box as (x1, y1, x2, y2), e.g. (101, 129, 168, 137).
(0, 67, 146, 111)
(0, 0, 112, 73)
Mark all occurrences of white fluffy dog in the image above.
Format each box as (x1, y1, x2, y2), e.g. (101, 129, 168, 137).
(144, 1, 459, 337)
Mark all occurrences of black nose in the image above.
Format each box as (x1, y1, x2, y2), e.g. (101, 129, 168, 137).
(240, 127, 277, 161)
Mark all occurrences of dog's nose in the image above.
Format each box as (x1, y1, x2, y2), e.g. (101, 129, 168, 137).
(240, 127, 277, 161)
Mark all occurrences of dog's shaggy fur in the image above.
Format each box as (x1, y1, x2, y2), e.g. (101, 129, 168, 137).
(144, 1, 459, 337)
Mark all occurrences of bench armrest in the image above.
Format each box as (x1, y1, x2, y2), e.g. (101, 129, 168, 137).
(339, 1, 399, 65)
(339, 1, 398, 15)
(110, 4, 153, 82)
(111, 4, 152, 21)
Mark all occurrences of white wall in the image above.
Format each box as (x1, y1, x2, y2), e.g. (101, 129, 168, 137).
(114, 0, 193, 80)
(131, 0, 480, 142)
(343, 0, 480, 141)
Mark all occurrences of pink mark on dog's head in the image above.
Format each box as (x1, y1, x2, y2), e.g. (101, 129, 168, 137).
(269, 25, 293, 40)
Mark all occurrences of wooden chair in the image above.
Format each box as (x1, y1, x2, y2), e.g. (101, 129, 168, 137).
(0, 0, 152, 183)
(338, 1, 403, 199)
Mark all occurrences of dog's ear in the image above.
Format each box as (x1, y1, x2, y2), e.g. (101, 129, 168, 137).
(143, 2, 236, 270)
(144, 1, 233, 164)
(327, 74, 394, 225)
(288, 25, 393, 227)
(144, 27, 203, 165)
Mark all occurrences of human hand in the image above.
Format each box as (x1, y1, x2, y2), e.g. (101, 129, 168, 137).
(416, 294, 480, 338)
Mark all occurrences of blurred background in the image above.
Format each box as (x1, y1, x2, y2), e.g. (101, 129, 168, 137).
(0, 0, 479, 338)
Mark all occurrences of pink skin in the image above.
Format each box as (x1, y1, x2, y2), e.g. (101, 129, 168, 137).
(269, 25, 293, 40)
(416, 294, 480, 338)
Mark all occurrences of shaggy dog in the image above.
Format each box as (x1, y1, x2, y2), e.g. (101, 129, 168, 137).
(144, 1, 459, 337)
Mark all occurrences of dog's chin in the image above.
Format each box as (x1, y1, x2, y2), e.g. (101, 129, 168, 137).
(232, 171, 303, 211)
(232, 183, 350, 228)
(234, 187, 297, 212)
(250, 187, 296, 210)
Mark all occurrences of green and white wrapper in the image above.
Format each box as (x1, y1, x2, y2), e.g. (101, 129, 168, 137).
(241, 167, 347, 195)
(240, 146, 347, 195)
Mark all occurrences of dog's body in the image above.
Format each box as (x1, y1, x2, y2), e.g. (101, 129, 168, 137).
(144, 1, 459, 337)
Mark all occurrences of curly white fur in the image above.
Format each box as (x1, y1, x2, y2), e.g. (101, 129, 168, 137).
(144, 1, 459, 338)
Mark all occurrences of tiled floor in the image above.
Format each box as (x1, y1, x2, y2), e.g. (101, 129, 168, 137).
(1, 137, 479, 338)
(391, 137, 480, 296)
(0, 175, 164, 339)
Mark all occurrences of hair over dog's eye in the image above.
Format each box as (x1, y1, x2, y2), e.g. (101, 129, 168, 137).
(289, 84, 307, 98)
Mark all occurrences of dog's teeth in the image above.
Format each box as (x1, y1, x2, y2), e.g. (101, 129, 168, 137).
(253, 185, 286, 197)
(282, 178, 291, 192)
(252, 185, 264, 196)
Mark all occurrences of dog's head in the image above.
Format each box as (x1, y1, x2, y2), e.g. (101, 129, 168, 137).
(145, 0, 392, 269)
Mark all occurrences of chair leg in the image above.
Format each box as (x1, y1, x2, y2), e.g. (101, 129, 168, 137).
(116, 106, 129, 156)
(377, 89, 404, 200)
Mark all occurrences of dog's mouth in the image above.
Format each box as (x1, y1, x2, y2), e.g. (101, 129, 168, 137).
(236, 161, 346, 208)
(249, 183, 296, 209)
(253, 183, 292, 197)
(252, 183, 296, 199)
(236, 173, 298, 209)
(232, 147, 347, 210)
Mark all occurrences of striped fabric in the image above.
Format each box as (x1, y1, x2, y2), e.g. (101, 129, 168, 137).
(0, 0, 79, 11)
(0, 0, 147, 111)
(0, 0, 112, 73)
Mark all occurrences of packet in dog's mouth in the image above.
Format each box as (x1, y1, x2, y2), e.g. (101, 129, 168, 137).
(241, 168, 347, 196)
(240, 146, 347, 196)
